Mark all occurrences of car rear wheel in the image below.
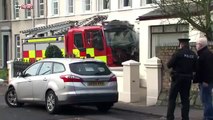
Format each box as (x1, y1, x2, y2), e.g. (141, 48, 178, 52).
(45, 90, 59, 114)
(5, 87, 24, 107)
(96, 102, 113, 113)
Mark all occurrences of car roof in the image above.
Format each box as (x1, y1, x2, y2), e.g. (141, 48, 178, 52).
(38, 58, 104, 64)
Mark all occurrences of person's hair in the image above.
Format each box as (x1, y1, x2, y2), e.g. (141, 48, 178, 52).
(197, 37, 208, 47)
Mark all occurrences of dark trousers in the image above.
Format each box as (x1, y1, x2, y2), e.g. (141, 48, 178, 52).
(199, 83, 213, 120)
(166, 76, 192, 120)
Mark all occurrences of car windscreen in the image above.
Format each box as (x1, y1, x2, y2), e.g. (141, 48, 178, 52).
(69, 62, 111, 75)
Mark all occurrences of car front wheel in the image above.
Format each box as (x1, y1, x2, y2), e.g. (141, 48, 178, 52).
(45, 90, 59, 114)
(5, 87, 23, 107)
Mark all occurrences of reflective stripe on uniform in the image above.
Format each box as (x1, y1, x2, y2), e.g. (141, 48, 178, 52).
(29, 50, 35, 58)
(73, 49, 80, 57)
(86, 48, 94, 57)
(28, 37, 57, 43)
(94, 56, 107, 63)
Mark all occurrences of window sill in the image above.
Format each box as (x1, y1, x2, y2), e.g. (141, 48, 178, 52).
(117, 7, 133, 11)
(37, 15, 45, 18)
(48, 15, 60, 19)
(35, 16, 46, 20)
(11, 18, 20, 21)
(64, 13, 75, 17)
(79, 11, 94, 16)
(98, 9, 110, 13)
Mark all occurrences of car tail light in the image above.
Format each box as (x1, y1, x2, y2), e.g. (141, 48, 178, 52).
(60, 75, 82, 82)
(109, 75, 117, 82)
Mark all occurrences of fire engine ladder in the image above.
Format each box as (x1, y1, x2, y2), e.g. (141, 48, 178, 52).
(20, 20, 78, 37)
(54, 15, 108, 35)
(20, 15, 108, 37)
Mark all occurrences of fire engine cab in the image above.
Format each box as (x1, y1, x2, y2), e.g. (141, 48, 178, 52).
(21, 15, 138, 66)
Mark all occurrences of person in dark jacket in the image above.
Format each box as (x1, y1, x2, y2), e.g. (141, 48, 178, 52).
(166, 38, 197, 120)
(194, 37, 213, 120)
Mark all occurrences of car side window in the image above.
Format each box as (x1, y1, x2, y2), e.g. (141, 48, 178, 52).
(25, 63, 42, 76)
(38, 62, 52, 75)
(53, 63, 65, 73)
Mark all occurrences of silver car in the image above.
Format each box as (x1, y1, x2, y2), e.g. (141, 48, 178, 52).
(5, 58, 118, 114)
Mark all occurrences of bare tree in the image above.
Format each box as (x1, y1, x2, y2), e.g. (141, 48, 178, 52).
(154, 0, 213, 41)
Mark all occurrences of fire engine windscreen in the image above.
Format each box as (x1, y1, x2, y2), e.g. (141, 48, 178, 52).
(104, 20, 139, 65)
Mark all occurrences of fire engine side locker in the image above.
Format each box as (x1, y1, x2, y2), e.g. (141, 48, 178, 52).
(22, 37, 65, 62)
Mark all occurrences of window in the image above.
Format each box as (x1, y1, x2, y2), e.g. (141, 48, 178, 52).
(119, 0, 132, 8)
(52, 0, 59, 15)
(146, 0, 154, 4)
(67, 0, 74, 14)
(25, 0, 32, 18)
(39, 62, 52, 75)
(98, 0, 110, 11)
(70, 62, 111, 76)
(25, 63, 42, 76)
(53, 63, 65, 73)
(74, 33, 84, 49)
(83, 0, 91, 11)
(3, 0, 7, 20)
(85, 30, 104, 50)
(15, 34, 21, 58)
(14, 0, 19, 19)
(38, 0, 44, 17)
(150, 24, 189, 57)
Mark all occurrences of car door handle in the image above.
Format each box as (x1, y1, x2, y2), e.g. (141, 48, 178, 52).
(28, 81, 32, 82)
(43, 78, 47, 81)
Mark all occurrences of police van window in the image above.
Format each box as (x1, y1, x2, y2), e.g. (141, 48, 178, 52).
(74, 33, 84, 49)
(92, 30, 104, 50)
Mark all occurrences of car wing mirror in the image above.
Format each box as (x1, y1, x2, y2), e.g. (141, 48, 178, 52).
(17, 72, 24, 77)
(17, 72, 28, 77)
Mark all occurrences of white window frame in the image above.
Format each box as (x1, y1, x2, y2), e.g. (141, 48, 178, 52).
(67, 0, 74, 14)
(38, 0, 44, 17)
(83, 0, 91, 12)
(119, 0, 132, 9)
(98, 0, 110, 11)
(52, 0, 59, 16)
(14, 0, 19, 19)
(25, 0, 32, 18)
(15, 34, 21, 59)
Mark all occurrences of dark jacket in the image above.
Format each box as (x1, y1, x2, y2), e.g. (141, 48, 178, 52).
(167, 47, 197, 76)
(194, 46, 213, 83)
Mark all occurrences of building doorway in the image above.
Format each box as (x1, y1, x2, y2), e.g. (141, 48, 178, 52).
(3, 35, 8, 68)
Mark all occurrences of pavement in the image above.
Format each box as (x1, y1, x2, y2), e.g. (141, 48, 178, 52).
(0, 82, 203, 120)
(113, 102, 203, 120)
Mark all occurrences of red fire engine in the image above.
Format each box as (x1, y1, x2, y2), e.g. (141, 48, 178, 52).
(20, 15, 139, 66)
